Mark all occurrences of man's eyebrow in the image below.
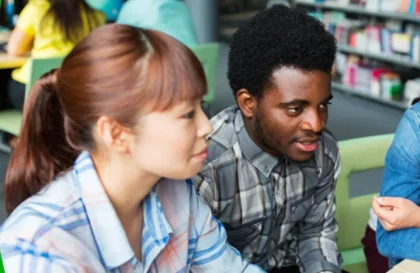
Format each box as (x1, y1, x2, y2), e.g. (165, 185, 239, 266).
(278, 99, 310, 107)
(278, 95, 333, 107)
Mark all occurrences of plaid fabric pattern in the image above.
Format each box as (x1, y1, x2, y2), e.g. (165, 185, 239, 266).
(0, 152, 265, 273)
(193, 106, 342, 273)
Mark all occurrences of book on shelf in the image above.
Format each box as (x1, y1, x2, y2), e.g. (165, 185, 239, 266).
(310, 0, 420, 14)
(411, 32, 420, 62)
(311, 10, 420, 62)
(336, 53, 420, 104)
(301, 0, 420, 105)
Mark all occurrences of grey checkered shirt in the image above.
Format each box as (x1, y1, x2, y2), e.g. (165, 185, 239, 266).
(193, 106, 342, 273)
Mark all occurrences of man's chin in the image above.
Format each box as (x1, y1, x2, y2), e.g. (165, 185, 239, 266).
(287, 151, 315, 162)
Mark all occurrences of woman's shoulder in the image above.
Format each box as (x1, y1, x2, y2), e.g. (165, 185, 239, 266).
(407, 103, 420, 121)
(0, 171, 81, 242)
(25, 0, 51, 10)
(18, 0, 50, 20)
(88, 7, 106, 25)
(395, 103, 420, 138)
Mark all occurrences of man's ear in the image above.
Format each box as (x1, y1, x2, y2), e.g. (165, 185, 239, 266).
(236, 88, 257, 118)
(95, 116, 131, 154)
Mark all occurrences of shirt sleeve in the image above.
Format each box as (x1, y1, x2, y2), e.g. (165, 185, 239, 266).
(15, 1, 44, 37)
(192, 162, 219, 215)
(376, 108, 420, 262)
(95, 10, 106, 26)
(188, 182, 265, 273)
(297, 146, 342, 273)
(1, 240, 89, 273)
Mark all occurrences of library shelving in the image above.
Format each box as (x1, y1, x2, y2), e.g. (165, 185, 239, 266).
(295, 0, 420, 109)
(332, 82, 410, 109)
(295, 0, 420, 23)
(338, 45, 420, 70)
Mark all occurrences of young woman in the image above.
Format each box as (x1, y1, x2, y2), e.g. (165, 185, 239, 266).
(6, 0, 105, 109)
(0, 24, 265, 273)
(373, 98, 420, 268)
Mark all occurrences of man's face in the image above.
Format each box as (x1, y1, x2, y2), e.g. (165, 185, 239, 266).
(249, 67, 332, 161)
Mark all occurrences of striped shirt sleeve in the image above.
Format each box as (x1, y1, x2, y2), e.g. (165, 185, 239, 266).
(1, 239, 87, 273)
(188, 183, 265, 273)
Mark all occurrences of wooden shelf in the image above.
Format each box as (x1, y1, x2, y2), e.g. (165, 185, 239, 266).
(332, 82, 410, 110)
(295, 1, 420, 23)
(338, 45, 420, 69)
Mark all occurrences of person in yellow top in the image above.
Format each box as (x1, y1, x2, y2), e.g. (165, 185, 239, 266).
(6, 0, 105, 109)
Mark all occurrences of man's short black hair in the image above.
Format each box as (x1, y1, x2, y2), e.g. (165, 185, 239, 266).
(228, 5, 337, 98)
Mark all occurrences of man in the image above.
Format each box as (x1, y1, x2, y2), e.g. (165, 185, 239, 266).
(194, 5, 343, 273)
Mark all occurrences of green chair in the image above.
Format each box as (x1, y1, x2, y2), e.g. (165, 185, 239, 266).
(336, 134, 394, 273)
(189, 43, 219, 114)
(0, 56, 64, 136)
(25, 56, 65, 97)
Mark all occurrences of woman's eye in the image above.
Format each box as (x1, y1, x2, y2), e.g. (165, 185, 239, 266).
(183, 111, 195, 119)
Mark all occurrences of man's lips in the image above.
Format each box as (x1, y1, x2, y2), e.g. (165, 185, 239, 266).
(293, 138, 319, 152)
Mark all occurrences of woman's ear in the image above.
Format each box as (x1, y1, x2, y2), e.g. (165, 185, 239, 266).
(95, 116, 131, 154)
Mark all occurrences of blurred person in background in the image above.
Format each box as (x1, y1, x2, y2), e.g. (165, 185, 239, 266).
(117, 0, 197, 47)
(6, 0, 105, 110)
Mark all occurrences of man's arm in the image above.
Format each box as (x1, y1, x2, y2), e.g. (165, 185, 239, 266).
(297, 148, 342, 273)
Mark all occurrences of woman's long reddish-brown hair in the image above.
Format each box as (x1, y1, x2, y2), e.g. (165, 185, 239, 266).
(5, 24, 207, 214)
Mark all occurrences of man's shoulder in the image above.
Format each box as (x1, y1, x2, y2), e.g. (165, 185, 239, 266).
(321, 128, 339, 154)
(206, 106, 242, 162)
(314, 128, 340, 168)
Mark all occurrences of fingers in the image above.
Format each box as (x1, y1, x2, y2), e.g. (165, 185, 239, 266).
(372, 196, 420, 231)
(372, 196, 396, 226)
(373, 203, 394, 222)
(377, 196, 403, 208)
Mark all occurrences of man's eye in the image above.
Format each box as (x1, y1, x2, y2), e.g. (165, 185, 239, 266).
(288, 107, 302, 113)
(320, 102, 332, 109)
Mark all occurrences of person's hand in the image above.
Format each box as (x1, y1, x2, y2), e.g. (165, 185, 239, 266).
(372, 196, 420, 231)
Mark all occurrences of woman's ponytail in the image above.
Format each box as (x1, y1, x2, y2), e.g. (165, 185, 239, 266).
(5, 70, 79, 214)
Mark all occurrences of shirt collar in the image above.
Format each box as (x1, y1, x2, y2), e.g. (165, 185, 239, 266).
(72, 152, 173, 270)
(234, 111, 281, 177)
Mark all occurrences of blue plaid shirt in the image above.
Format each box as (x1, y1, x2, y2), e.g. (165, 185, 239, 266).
(0, 152, 265, 273)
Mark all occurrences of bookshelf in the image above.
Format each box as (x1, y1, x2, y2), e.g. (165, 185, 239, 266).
(295, 0, 420, 109)
(338, 45, 420, 69)
(295, 0, 420, 23)
(332, 82, 410, 109)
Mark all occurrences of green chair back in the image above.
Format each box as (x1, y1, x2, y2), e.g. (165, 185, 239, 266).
(0, 56, 65, 136)
(25, 56, 65, 98)
(336, 134, 394, 272)
(189, 43, 219, 106)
